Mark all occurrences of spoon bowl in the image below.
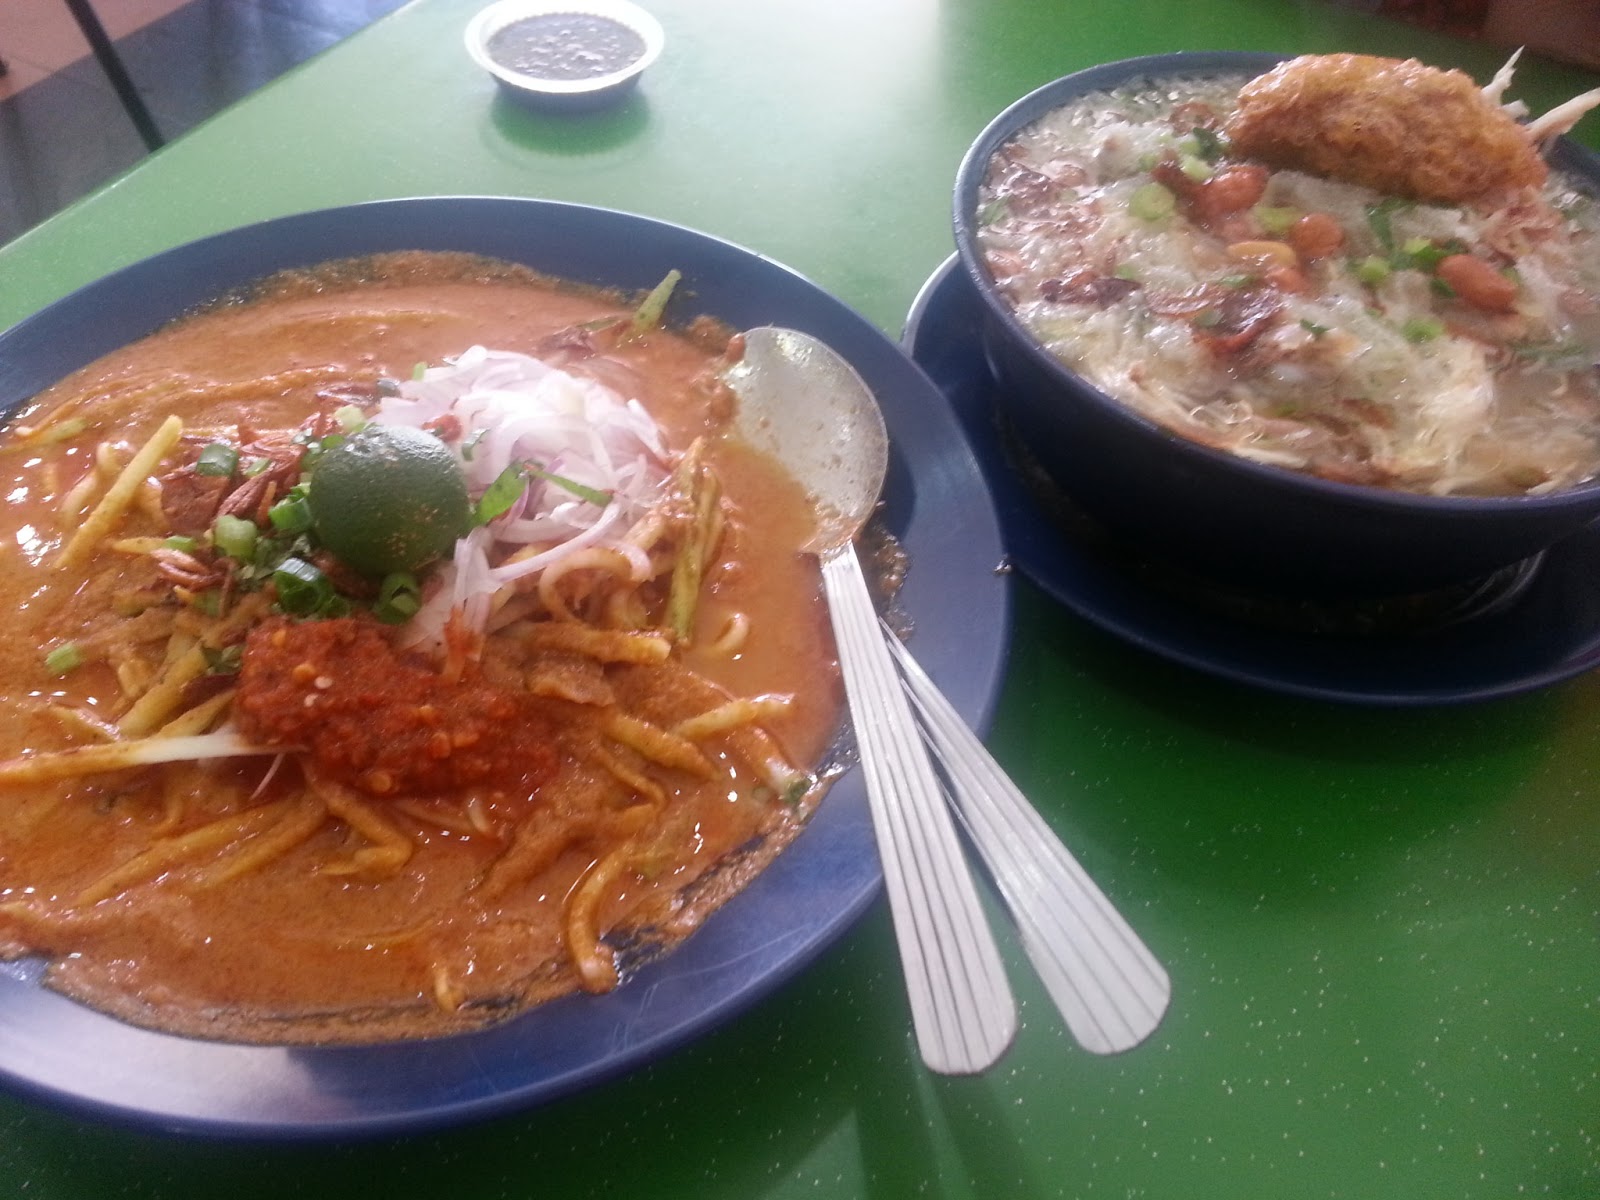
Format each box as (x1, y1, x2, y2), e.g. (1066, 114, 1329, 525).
(722, 327, 889, 553)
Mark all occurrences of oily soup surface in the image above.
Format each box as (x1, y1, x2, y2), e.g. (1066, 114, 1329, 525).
(0, 254, 843, 1043)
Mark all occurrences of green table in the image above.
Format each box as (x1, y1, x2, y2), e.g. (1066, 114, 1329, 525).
(3, 1, 1598, 1196)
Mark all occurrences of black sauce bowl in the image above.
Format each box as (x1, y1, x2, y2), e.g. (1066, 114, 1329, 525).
(953, 51, 1600, 600)
(464, 0, 665, 112)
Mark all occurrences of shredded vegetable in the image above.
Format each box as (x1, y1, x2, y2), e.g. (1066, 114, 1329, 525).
(368, 347, 672, 653)
(44, 644, 83, 676)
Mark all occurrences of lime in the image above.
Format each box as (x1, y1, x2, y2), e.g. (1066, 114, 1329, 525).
(308, 424, 470, 578)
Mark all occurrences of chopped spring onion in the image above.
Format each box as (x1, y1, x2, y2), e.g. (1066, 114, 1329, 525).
(44, 644, 83, 676)
(28, 417, 88, 447)
(1401, 237, 1454, 272)
(459, 426, 489, 462)
(272, 557, 337, 617)
(213, 514, 259, 561)
(1255, 205, 1300, 237)
(1402, 316, 1445, 343)
(202, 644, 243, 676)
(267, 487, 314, 535)
(1129, 182, 1176, 222)
(333, 404, 368, 432)
(164, 534, 200, 553)
(1365, 197, 1411, 254)
(1191, 126, 1226, 162)
(374, 572, 422, 624)
(631, 269, 682, 336)
(195, 443, 239, 478)
(1355, 256, 1392, 287)
(476, 462, 613, 526)
(1178, 154, 1212, 182)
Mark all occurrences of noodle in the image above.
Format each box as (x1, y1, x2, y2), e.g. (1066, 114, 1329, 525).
(566, 845, 635, 993)
(309, 771, 415, 879)
(195, 796, 327, 889)
(518, 622, 671, 663)
(75, 801, 291, 906)
(154, 689, 234, 738)
(601, 712, 716, 776)
(673, 693, 794, 741)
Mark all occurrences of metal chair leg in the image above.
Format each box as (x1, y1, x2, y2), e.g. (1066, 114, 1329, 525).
(61, 0, 164, 151)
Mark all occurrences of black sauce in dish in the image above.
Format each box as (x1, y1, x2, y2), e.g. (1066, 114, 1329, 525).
(487, 13, 647, 81)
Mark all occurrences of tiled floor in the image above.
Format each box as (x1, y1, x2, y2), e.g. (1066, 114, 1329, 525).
(0, 0, 409, 246)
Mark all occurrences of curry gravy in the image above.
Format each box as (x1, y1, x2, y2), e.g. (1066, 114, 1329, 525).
(0, 253, 844, 1043)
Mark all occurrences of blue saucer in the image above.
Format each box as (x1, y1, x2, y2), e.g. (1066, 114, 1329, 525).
(904, 255, 1600, 706)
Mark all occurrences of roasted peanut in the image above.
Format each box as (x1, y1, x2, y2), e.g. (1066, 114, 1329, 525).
(1195, 165, 1270, 217)
(1436, 254, 1519, 312)
(1227, 240, 1298, 269)
(1287, 212, 1345, 260)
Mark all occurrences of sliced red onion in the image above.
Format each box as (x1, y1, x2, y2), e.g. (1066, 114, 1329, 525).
(374, 347, 673, 656)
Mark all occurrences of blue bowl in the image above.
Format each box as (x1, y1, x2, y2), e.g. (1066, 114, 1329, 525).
(0, 197, 1008, 1137)
(953, 51, 1600, 599)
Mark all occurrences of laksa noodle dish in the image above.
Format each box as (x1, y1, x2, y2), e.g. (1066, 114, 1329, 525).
(975, 53, 1600, 496)
(0, 252, 848, 1044)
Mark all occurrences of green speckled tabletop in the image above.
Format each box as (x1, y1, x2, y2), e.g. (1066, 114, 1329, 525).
(1, 1, 1597, 1196)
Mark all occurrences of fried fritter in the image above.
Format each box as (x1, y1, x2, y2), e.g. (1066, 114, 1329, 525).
(1224, 54, 1546, 205)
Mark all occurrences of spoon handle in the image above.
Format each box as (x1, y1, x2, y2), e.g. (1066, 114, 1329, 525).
(821, 547, 1017, 1074)
(881, 626, 1171, 1055)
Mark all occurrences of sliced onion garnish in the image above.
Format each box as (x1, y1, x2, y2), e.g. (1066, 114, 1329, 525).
(375, 347, 672, 655)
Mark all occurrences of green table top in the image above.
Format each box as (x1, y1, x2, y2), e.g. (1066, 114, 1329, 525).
(2, 1, 1598, 1196)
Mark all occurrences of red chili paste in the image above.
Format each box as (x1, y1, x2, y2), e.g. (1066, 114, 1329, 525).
(234, 617, 556, 797)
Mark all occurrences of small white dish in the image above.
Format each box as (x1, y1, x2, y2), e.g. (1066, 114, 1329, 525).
(464, 0, 664, 109)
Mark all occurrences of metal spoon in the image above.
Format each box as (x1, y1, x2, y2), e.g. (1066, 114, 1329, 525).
(725, 326, 1017, 1075)
(881, 627, 1171, 1053)
(727, 326, 1170, 1059)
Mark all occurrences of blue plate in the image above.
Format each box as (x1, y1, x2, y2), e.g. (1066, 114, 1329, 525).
(904, 254, 1600, 706)
(0, 199, 1009, 1137)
